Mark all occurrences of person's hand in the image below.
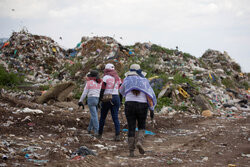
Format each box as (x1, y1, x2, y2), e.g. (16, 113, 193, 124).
(78, 102, 84, 109)
(150, 110, 154, 119)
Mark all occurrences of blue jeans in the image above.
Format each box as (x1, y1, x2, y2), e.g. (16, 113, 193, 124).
(87, 97, 99, 134)
(99, 95, 120, 136)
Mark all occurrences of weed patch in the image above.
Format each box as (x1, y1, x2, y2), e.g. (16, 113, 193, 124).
(0, 65, 24, 86)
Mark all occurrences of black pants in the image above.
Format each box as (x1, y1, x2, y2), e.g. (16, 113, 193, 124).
(125, 101, 148, 137)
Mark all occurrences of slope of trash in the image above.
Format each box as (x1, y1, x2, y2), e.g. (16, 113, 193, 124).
(0, 29, 72, 86)
(0, 30, 249, 166)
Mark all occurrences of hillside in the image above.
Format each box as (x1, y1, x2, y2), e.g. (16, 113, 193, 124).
(0, 30, 249, 166)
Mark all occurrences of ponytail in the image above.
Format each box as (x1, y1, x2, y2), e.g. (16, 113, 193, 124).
(131, 89, 140, 96)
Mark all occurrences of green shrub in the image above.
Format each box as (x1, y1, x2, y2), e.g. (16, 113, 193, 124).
(222, 78, 235, 89)
(151, 44, 174, 55)
(225, 71, 232, 75)
(172, 105, 188, 111)
(173, 73, 195, 86)
(155, 97, 172, 111)
(73, 90, 82, 99)
(52, 71, 59, 79)
(208, 100, 216, 109)
(0, 65, 24, 86)
(39, 84, 50, 90)
(73, 87, 82, 99)
(183, 52, 195, 61)
(65, 61, 82, 77)
(140, 54, 159, 78)
(193, 70, 202, 75)
(128, 55, 139, 64)
(242, 81, 249, 90)
(125, 45, 134, 49)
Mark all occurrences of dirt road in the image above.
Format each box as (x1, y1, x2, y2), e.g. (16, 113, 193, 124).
(0, 96, 249, 167)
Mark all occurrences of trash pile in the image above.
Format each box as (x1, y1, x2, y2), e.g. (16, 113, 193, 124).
(200, 49, 249, 88)
(143, 47, 250, 118)
(70, 36, 153, 76)
(201, 49, 242, 75)
(73, 36, 130, 74)
(0, 30, 249, 117)
(0, 29, 68, 85)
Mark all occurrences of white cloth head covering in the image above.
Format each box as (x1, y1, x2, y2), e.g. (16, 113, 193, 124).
(124, 64, 147, 77)
(105, 63, 115, 70)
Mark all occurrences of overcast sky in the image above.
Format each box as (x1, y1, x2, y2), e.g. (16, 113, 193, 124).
(1, 0, 249, 72)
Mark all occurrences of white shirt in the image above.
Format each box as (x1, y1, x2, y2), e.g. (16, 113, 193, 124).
(79, 80, 102, 102)
(125, 91, 147, 103)
(103, 75, 121, 95)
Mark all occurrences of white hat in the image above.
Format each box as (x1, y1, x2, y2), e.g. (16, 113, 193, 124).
(105, 63, 115, 70)
(124, 64, 147, 77)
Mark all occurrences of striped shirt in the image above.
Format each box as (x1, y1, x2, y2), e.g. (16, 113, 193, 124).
(79, 80, 102, 102)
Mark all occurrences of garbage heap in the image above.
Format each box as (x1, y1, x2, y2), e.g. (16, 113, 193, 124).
(140, 46, 250, 118)
(200, 49, 248, 88)
(0, 29, 68, 85)
(70, 36, 131, 77)
(0, 30, 249, 118)
(67, 36, 154, 79)
(201, 49, 241, 74)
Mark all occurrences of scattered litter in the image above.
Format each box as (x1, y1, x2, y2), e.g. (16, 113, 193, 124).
(122, 128, 155, 135)
(71, 146, 96, 158)
(14, 108, 43, 114)
(94, 144, 117, 151)
(202, 110, 213, 117)
(201, 156, 209, 162)
(241, 153, 250, 158)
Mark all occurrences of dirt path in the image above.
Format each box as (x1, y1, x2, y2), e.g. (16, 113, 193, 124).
(63, 115, 249, 167)
(0, 97, 249, 167)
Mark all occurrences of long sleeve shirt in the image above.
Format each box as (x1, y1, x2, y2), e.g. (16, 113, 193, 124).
(79, 80, 102, 102)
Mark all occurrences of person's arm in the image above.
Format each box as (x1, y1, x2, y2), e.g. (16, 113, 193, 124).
(78, 83, 88, 108)
(79, 84, 88, 102)
(119, 77, 126, 96)
(99, 82, 106, 101)
(146, 95, 154, 119)
(119, 83, 123, 104)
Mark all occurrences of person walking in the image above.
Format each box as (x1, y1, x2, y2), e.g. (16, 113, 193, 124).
(120, 64, 156, 157)
(78, 70, 102, 136)
(98, 63, 122, 141)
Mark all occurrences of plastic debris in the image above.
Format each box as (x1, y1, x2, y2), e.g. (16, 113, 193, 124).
(202, 110, 213, 117)
(14, 108, 43, 114)
(71, 146, 96, 158)
(122, 128, 155, 135)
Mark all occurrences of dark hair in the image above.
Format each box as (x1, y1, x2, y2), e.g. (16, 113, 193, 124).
(96, 78, 101, 84)
(131, 89, 140, 96)
(87, 77, 101, 84)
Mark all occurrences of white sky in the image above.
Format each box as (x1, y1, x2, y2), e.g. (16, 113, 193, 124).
(0, 0, 250, 72)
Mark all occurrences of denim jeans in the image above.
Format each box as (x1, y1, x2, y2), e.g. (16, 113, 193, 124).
(99, 95, 120, 136)
(125, 101, 148, 137)
(87, 97, 99, 134)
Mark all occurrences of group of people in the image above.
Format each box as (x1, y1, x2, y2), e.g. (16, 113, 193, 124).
(78, 63, 157, 157)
